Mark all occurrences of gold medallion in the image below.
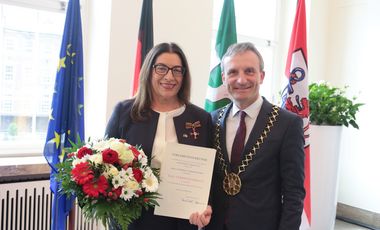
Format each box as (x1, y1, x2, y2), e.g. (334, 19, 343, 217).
(223, 172, 242, 196)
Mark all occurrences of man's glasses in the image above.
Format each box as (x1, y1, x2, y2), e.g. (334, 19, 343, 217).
(153, 64, 186, 77)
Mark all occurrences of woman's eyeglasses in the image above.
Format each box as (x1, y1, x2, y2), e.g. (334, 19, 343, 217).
(153, 64, 186, 77)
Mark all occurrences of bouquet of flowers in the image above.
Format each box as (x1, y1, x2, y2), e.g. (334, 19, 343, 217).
(56, 138, 160, 230)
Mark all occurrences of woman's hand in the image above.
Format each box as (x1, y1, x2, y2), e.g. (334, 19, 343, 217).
(189, 205, 212, 228)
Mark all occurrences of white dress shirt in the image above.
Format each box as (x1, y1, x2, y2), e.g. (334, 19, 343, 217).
(226, 97, 263, 161)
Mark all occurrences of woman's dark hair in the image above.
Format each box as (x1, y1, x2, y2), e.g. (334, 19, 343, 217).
(131, 42, 191, 121)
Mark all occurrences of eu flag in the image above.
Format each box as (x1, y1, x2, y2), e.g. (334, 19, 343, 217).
(43, 0, 84, 229)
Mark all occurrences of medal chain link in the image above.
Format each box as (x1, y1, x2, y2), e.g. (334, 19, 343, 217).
(215, 105, 280, 176)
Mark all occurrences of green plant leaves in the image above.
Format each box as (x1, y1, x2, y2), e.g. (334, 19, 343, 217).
(309, 82, 364, 129)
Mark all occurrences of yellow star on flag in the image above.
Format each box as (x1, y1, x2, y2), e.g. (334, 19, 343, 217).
(52, 131, 60, 149)
(57, 56, 66, 72)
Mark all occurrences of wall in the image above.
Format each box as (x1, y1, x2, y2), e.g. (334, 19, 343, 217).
(333, 0, 380, 213)
(83, 0, 112, 138)
(309, 0, 380, 213)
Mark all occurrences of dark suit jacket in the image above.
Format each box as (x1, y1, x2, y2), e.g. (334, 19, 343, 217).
(207, 98, 305, 230)
(105, 99, 212, 230)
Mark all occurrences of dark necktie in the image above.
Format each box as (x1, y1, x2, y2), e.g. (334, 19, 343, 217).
(231, 111, 246, 171)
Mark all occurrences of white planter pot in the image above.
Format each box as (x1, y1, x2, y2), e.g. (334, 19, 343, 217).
(310, 125, 342, 230)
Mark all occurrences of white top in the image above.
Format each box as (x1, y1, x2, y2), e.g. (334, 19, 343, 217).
(226, 97, 263, 161)
(151, 105, 186, 169)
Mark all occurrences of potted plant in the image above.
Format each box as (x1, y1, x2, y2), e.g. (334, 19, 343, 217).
(309, 81, 364, 129)
(308, 81, 364, 229)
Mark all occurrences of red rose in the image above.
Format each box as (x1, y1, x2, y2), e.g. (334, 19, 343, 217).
(102, 148, 119, 164)
(77, 147, 93, 159)
(71, 162, 94, 185)
(144, 198, 149, 203)
(129, 146, 141, 160)
(82, 175, 109, 198)
(132, 168, 143, 183)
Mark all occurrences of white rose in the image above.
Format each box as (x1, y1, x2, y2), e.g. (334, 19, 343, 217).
(119, 149, 135, 165)
(108, 166, 119, 177)
(125, 179, 140, 191)
(109, 140, 126, 154)
(89, 153, 103, 165)
(102, 164, 119, 179)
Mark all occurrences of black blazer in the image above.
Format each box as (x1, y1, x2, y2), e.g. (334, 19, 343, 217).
(207, 98, 305, 230)
(105, 99, 212, 230)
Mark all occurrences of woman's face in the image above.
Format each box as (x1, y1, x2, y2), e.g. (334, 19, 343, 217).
(151, 52, 185, 103)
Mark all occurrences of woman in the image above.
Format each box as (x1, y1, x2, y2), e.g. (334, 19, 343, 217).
(105, 42, 211, 230)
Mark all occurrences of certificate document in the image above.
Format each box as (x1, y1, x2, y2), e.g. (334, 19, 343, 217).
(154, 143, 216, 219)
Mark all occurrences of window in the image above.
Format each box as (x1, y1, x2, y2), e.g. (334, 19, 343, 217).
(4, 65, 13, 80)
(0, 97, 12, 112)
(212, 0, 279, 100)
(0, 1, 65, 156)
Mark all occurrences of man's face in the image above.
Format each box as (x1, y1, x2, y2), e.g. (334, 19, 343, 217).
(222, 51, 265, 109)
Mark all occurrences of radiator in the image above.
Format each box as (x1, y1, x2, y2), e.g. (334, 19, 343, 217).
(0, 180, 104, 230)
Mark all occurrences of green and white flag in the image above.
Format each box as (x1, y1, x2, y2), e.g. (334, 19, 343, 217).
(205, 0, 237, 112)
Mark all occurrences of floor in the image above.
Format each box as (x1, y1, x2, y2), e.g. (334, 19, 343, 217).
(335, 219, 372, 230)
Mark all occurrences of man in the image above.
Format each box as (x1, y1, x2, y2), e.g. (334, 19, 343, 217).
(206, 42, 305, 230)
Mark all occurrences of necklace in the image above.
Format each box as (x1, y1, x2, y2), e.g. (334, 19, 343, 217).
(215, 105, 280, 196)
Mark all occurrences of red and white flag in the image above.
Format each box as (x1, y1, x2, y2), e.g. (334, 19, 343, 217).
(281, 0, 311, 228)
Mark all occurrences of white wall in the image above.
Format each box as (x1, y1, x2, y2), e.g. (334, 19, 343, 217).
(309, 0, 380, 213)
(154, 0, 213, 108)
(334, 0, 380, 213)
(83, 0, 112, 138)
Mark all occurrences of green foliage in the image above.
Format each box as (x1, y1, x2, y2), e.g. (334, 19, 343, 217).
(309, 82, 364, 129)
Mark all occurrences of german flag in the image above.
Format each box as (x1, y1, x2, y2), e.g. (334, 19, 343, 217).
(132, 0, 153, 96)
